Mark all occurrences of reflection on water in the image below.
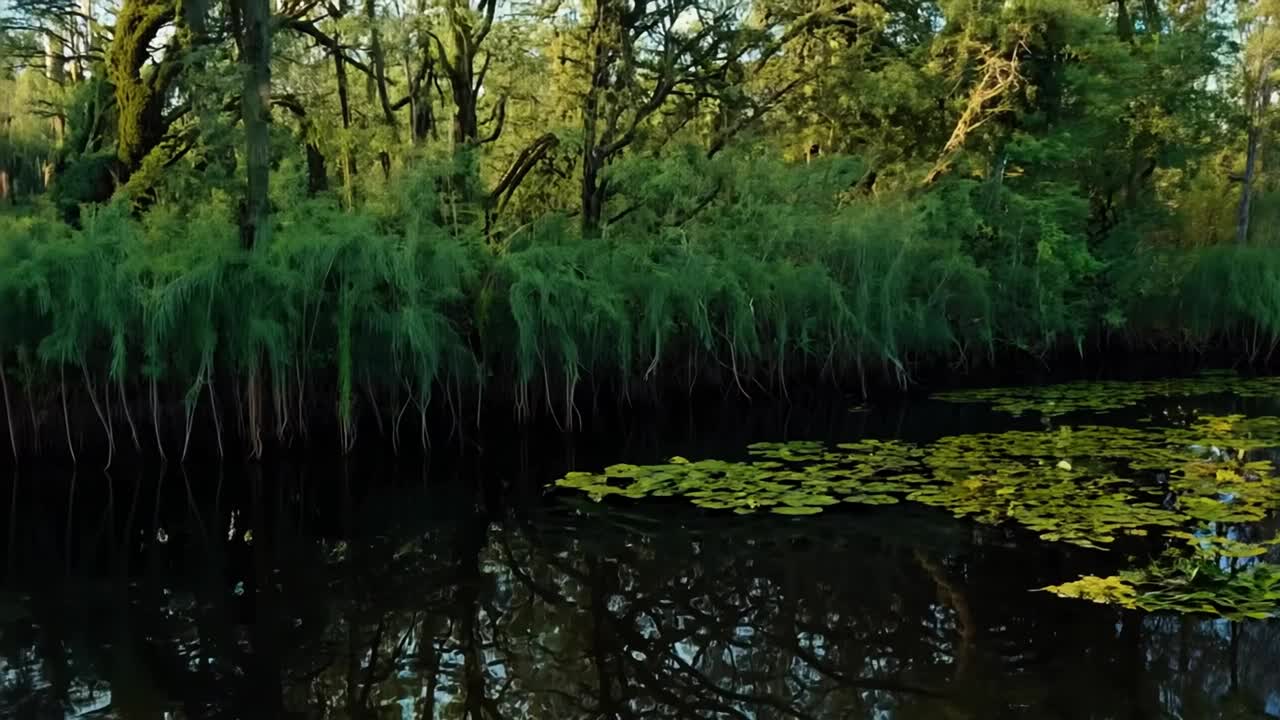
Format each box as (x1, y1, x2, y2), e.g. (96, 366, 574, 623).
(1, 459, 1279, 720)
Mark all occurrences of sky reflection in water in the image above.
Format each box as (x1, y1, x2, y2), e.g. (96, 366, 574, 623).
(1, 384, 1280, 718)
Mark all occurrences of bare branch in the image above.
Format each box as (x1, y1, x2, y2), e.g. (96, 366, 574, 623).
(925, 40, 1027, 185)
(282, 17, 389, 81)
(489, 132, 559, 215)
(477, 95, 506, 144)
(707, 75, 806, 158)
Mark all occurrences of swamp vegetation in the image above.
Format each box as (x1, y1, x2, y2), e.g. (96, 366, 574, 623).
(560, 373, 1280, 621)
(6, 0, 1280, 711)
(2, 0, 1280, 458)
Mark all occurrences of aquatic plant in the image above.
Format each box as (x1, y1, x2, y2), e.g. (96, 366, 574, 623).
(557, 412, 1280, 618)
(557, 422, 1261, 546)
(934, 372, 1280, 417)
(1043, 534, 1280, 620)
(557, 440, 924, 516)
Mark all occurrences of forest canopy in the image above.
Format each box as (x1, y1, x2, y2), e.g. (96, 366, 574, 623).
(0, 0, 1270, 237)
(0, 0, 1279, 456)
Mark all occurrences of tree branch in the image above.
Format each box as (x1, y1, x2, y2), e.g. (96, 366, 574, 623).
(474, 0, 498, 48)
(488, 132, 559, 215)
(282, 17, 388, 81)
(477, 96, 506, 145)
(707, 74, 805, 158)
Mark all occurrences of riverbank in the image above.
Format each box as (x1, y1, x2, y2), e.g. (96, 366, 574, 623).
(1, 187, 1277, 462)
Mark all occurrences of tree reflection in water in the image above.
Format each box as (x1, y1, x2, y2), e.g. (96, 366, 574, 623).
(1, 464, 1278, 720)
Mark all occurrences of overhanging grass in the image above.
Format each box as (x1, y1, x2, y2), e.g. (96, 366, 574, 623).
(0, 172, 1271, 461)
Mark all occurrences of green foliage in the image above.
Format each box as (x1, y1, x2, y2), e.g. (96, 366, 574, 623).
(1044, 541, 1280, 620)
(935, 371, 1280, 416)
(1179, 246, 1280, 342)
(0, 0, 1277, 458)
(4, 145, 1280, 447)
(557, 384, 1280, 619)
(556, 440, 920, 514)
(0, 185, 481, 435)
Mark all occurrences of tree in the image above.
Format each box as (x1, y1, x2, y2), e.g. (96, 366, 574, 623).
(236, 0, 273, 248)
(436, 0, 502, 149)
(107, 0, 182, 186)
(1236, 0, 1280, 244)
(563, 0, 768, 233)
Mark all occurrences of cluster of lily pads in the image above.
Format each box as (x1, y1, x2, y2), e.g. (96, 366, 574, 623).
(1044, 534, 1280, 620)
(555, 401, 1280, 619)
(933, 370, 1280, 416)
(557, 439, 924, 516)
(558, 416, 1280, 539)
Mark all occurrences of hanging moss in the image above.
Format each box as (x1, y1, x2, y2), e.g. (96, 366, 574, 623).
(106, 0, 179, 178)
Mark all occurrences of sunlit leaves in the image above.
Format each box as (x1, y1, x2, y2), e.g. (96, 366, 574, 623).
(558, 403, 1280, 619)
(1042, 575, 1140, 609)
(1044, 548, 1280, 621)
(556, 440, 925, 515)
(557, 414, 1280, 548)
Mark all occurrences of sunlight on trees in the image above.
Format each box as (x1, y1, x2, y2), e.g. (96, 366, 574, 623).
(0, 0, 1277, 456)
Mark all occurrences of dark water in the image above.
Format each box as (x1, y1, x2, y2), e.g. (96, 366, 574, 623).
(2, 390, 1280, 719)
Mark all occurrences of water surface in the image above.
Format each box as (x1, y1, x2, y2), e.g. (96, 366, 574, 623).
(2, 386, 1280, 719)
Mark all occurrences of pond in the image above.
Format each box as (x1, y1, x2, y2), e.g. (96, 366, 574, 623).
(3, 373, 1280, 718)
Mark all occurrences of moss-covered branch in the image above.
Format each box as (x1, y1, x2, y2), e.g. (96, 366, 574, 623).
(106, 0, 176, 177)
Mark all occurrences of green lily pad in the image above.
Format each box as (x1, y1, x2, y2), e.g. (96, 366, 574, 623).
(555, 400, 1280, 620)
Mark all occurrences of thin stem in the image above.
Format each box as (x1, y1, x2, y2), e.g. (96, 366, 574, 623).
(81, 364, 113, 469)
(60, 367, 77, 465)
(208, 370, 224, 459)
(118, 377, 141, 453)
(152, 378, 167, 461)
(0, 357, 17, 461)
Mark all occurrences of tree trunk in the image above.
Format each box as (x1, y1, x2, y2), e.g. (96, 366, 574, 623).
(76, 0, 94, 82)
(410, 52, 438, 144)
(409, 0, 439, 144)
(444, 0, 481, 148)
(442, 20, 480, 200)
(487, 132, 559, 223)
(44, 33, 66, 190)
(305, 140, 328, 196)
(364, 2, 396, 127)
(451, 73, 478, 147)
(239, 0, 272, 249)
(1140, 0, 1161, 34)
(335, 55, 355, 203)
(1237, 125, 1262, 245)
(107, 0, 177, 177)
(332, 18, 357, 206)
(580, 17, 608, 236)
(44, 33, 65, 86)
(274, 99, 328, 195)
(582, 150, 605, 235)
(1237, 76, 1271, 246)
(365, 0, 396, 178)
(1116, 0, 1133, 41)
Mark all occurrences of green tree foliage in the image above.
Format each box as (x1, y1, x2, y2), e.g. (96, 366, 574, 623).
(0, 0, 1275, 456)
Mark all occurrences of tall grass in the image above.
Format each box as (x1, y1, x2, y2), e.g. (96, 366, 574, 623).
(0, 153, 1272, 462)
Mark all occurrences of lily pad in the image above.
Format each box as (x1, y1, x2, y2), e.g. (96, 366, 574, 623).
(934, 372, 1280, 417)
(555, 406, 1280, 620)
